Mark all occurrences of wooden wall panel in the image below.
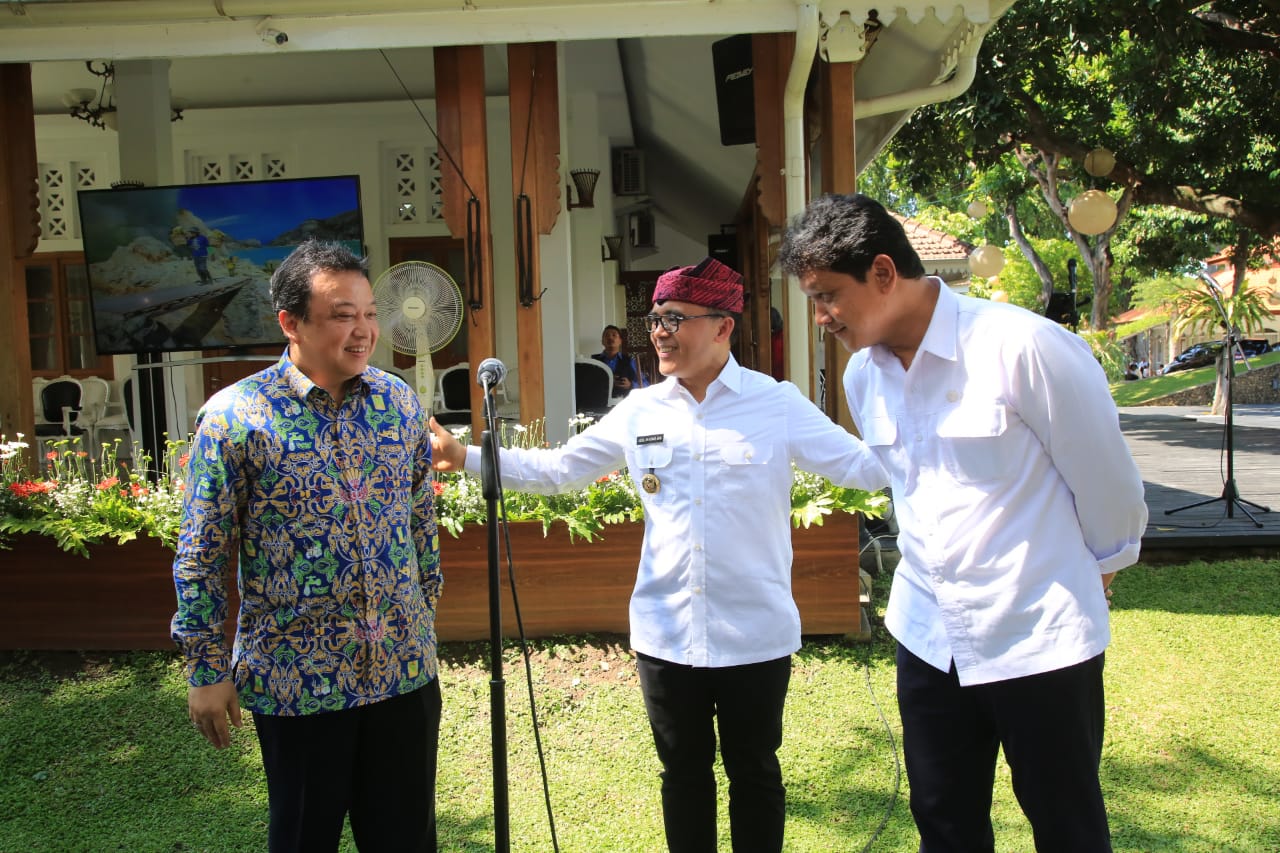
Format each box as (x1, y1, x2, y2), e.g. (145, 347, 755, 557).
(507, 42, 560, 425)
(0, 64, 39, 444)
(434, 46, 497, 436)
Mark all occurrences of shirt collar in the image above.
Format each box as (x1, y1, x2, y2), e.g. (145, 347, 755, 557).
(866, 275, 957, 370)
(652, 352, 741, 399)
(277, 348, 370, 403)
(915, 276, 959, 364)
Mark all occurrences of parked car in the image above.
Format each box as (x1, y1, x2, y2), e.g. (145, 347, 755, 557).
(1160, 341, 1225, 374)
(1233, 338, 1270, 359)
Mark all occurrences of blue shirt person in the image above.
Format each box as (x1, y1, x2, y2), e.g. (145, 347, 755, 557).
(593, 324, 647, 397)
(186, 228, 213, 285)
(172, 239, 443, 852)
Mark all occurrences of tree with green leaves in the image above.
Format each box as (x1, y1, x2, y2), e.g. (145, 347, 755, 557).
(1172, 275, 1273, 413)
(883, 0, 1280, 330)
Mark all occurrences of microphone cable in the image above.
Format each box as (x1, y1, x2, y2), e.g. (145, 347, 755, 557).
(477, 384, 562, 852)
(855, 530, 904, 853)
(494, 487, 562, 852)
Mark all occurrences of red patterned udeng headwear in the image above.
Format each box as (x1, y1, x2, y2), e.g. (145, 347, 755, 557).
(652, 257, 743, 314)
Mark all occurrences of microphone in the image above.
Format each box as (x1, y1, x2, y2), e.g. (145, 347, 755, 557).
(476, 357, 507, 387)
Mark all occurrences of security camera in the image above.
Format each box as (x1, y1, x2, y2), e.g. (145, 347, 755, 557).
(260, 28, 288, 46)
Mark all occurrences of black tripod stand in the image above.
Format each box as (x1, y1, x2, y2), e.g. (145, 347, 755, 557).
(1165, 272, 1271, 527)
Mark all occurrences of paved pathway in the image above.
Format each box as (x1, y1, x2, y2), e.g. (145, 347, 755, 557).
(1118, 405, 1279, 553)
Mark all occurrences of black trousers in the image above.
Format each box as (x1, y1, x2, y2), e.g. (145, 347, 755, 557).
(253, 678, 441, 853)
(896, 645, 1111, 853)
(636, 652, 791, 853)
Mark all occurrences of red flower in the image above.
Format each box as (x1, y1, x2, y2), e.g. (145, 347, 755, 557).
(76, 451, 89, 458)
(45, 451, 58, 461)
(97, 476, 120, 490)
(9, 480, 55, 498)
(178, 453, 190, 468)
(432, 481, 445, 496)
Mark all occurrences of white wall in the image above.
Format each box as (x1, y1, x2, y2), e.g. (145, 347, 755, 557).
(32, 93, 611, 438)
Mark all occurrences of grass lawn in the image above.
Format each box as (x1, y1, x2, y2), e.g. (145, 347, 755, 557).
(1110, 350, 1280, 406)
(2, 558, 1278, 851)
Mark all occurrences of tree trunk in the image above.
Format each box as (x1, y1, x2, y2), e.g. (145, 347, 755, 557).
(1211, 350, 1229, 417)
(1005, 202, 1055, 308)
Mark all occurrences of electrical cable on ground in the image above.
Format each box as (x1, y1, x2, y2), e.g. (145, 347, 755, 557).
(496, 489, 562, 852)
(855, 531, 904, 852)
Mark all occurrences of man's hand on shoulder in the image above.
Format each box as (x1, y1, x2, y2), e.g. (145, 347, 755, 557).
(189, 681, 242, 749)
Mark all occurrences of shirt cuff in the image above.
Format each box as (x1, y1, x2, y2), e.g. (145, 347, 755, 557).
(463, 444, 482, 475)
(1097, 540, 1142, 574)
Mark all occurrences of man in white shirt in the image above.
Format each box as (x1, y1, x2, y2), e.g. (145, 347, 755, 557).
(429, 257, 887, 852)
(779, 194, 1147, 853)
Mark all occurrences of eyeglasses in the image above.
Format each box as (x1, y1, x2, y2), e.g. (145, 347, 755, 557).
(643, 313, 725, 334)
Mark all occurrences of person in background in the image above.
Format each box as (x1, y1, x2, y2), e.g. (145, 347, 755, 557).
(430, 257, 887, 853)
(779, 193, 1147, 853)
(172, 239, 443, 852)
(769, 307, 785, 381)
(593, 323, 648, 398)
(186, 228, 213, 286)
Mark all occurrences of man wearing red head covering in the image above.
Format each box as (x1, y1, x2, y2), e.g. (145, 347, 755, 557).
(430, 256, 888, 852)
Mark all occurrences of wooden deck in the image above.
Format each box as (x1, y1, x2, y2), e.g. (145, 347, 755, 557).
(1119, 407, 1280, 557)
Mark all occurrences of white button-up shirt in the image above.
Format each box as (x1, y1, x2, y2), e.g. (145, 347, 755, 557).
(845, 281, 1147, 686)
(465, 356, 888, 667)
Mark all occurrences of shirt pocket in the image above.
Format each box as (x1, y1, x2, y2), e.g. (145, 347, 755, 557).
(719, 441, 776, 498)
(935, 401, 1014, 483)
(860, 415, 897, 448)
(631, 444, 676, 504)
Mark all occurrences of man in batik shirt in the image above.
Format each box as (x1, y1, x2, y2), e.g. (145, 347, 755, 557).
(172, 239, 442, 852)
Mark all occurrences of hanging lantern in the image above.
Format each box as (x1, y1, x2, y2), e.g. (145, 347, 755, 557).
(1067, 190, 1118, 235)
(966, 200, 989, 220)
(968, 244, 1005, 278)
(989, 290, 1009, 303)
(1083, 147, 1116, 178)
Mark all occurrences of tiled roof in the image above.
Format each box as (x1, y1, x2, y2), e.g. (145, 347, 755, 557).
(891, 213, 973, 261)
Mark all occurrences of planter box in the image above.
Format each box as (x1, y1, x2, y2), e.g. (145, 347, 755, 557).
(0, 515, 861, 650)
(436, 515, 862, 640)
(0, 534, 221, 651)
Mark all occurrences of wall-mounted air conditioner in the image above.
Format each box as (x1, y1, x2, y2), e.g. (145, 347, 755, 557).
(628, 209, 656, 248)
(612, 148, 646, 196)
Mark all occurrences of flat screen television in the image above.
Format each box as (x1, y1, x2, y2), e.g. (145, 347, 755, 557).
(77, 175, 364, 355)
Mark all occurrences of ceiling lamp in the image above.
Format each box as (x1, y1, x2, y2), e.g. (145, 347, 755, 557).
(968, 244, 1005, 278)
(1067, 190, 1118, 235)
(966, 200, 989, 219)
(1083, 147, 1116, 178)
(64, 61, 188, 130)
(63, 60, 115, 130)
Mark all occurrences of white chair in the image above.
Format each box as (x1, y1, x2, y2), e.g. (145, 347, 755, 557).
(92, 378, 136, 462)
(77, 376, 110, 458)
(33, 375, 88, 465)
(434, 363, 472, 428)
(574, 358, 614, 420)
(496, 367, 520, 421)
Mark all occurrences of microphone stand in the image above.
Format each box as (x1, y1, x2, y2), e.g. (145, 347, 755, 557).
(1165, 272, 1270, 526)
(479, 377, 511, 852)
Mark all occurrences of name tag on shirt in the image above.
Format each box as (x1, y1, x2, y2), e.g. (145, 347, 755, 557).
(637, 434, 664, 446)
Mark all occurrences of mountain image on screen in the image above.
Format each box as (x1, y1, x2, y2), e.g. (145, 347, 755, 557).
(77, 175, 364, 356)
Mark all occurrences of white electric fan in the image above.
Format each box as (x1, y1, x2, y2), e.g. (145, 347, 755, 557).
(371, 261, 465, 415)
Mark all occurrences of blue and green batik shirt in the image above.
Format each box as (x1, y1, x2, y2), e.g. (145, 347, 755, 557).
(171, 351, 442, 716)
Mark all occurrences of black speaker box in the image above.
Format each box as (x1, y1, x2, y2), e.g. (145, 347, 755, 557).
(708, 233, 738, 268)
(712, 35, 755, 146)
(1045, 292, 1078, 325)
